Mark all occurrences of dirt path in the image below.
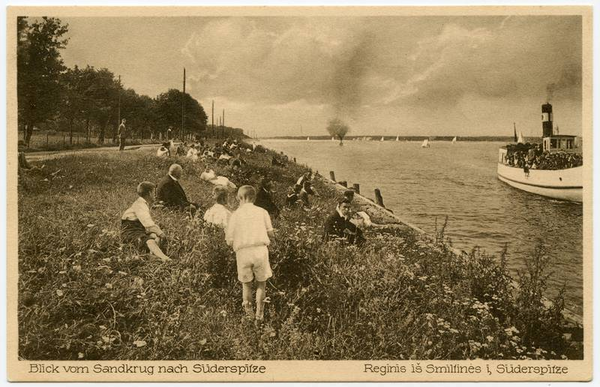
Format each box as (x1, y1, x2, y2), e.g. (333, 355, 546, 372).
(24, 143, 161, 162)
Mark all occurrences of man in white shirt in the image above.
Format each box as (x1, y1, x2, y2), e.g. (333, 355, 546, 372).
(121, 181, 171, 262)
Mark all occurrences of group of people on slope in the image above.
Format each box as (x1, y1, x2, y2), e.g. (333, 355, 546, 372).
(120, 154, 374, 323)
(120, 163, 277, 324)
(285, 171, 317, 209)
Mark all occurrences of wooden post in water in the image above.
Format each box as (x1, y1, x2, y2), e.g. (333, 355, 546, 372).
(374, 188, 385, 207)
(329, 171, 336, 182)
(294, 157, 297, 163)
(353, 183, 360, 194)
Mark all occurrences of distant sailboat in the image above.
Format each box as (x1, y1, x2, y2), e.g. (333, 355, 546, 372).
(307, 137, 310, 141)
(331, 136, 335, 141)
(452, 136, 457, 144)
(517, 131, 525, 144)
(396, 136, 399, 141)
(380, 136, 384, 142)
(421, 139, 430, 148)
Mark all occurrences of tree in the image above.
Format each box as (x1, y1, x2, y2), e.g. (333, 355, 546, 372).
(327, 117, 350, 145)
(154, 89, 207, 140)
(17, 17, 69, 145)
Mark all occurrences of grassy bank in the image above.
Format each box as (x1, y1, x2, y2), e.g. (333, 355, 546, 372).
(18, 146, 582, 360)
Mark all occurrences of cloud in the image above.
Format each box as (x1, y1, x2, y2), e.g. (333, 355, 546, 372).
(182, 18, 378, 119)
(382, 16, 581, 108)
(179, 16, 582, 135)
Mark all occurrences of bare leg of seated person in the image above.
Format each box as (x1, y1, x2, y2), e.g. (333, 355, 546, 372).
(146, 235, 171, 262)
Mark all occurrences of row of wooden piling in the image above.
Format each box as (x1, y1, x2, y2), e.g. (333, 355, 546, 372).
(329, 170, 387, 209)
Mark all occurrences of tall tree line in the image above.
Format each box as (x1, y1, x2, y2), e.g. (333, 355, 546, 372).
(17, 17, 209, 146)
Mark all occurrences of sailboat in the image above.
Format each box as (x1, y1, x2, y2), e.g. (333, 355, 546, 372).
(331, 136, 335, 141)
(396, 136, 399, 141)
(452, 136, 457, 144)
(380, 137, 384, 142)
(307, 137, 310, 141)
(421, 139, 430, 148)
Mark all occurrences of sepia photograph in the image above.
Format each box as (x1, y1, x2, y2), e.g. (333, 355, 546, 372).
(6, 5, 592, 382)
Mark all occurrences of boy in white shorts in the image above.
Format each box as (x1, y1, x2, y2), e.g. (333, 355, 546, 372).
(225, 185, 275, 324)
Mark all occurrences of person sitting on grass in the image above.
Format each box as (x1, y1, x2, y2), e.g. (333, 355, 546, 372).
(186, 144, 199, 161)
(285, 184, 302, 207)
(200, 165, 237, 189)
(225, 185, 275, 326)
(324, 198, 366, 246)
(156, 142, 170, 158)
(156, 164, 198, 215)
(176, 142, 187, 156)
(343, 189, 355, 202)
(121, 181, 171, 262)
(203, 186, 232, 229)
(254, 177, 280, 219)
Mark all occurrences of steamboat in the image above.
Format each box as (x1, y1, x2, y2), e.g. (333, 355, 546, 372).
(497, 103, 582, 203)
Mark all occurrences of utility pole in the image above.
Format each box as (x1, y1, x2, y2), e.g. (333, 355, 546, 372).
(222, 109, 225, 138)
(182, 68, 186, 141)
(117, 75, 121, 143)
(211, 100, 214, 138)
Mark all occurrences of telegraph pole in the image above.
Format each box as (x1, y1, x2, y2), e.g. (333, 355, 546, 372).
(211, 100, 214, 138)
(182, 68, 186, 141)
(117, 75, 121, 143)
(222, 109, 225, 138)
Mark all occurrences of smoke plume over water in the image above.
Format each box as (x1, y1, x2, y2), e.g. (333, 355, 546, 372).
(327, 32, 374, 119)
(546, 64, 582, 102)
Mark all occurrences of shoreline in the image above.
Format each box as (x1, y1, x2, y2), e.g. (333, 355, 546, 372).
(276, 145, 583, 326)
(17, 142, 583, 360)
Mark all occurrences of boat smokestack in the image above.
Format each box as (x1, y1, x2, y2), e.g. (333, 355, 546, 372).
(542, 103, 553, 137)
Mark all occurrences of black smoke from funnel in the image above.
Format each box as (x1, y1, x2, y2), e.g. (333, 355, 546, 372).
(546, 63, 582, 102)
(327, 32, 374, 119)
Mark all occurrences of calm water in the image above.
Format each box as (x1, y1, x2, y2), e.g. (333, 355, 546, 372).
(261, 139, 584, 315)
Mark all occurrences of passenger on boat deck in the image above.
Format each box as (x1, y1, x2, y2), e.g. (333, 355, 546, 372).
(203, 186, 232, 229)
(323, 198, 365, 246)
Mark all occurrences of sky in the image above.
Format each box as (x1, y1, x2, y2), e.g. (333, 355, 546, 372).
(59, 15, 583, 138)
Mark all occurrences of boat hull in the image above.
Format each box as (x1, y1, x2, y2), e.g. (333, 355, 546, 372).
(497, 163, 582, 202)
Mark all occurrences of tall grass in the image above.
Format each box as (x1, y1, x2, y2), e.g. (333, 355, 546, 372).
(17, 147, 581, 360)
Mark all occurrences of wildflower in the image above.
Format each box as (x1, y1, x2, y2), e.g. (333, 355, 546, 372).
(486, 336, 494, 343)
